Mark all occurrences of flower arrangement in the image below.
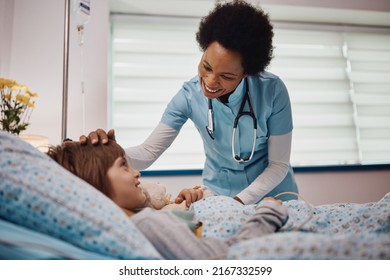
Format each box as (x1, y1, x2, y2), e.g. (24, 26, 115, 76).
(0, 78, 38, 135)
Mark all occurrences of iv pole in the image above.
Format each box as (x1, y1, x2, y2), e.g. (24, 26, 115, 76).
(62, 0, 70, 141)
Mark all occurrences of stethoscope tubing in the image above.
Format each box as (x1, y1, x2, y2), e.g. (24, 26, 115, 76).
(206, 78, 257, 163)
(231, 126, 257, 163)
(206, 99, 215, 139)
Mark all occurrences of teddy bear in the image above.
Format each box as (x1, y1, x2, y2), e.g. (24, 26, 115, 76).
(138, 179, 213, 211)
(139, 179, 187, 211)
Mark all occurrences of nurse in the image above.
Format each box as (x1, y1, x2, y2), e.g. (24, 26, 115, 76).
(82, 0, 298, 205)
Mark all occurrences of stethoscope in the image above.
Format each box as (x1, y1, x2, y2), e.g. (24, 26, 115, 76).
(206, 78, 257, 163)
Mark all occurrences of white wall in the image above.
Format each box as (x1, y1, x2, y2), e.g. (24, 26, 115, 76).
(1, 0, 389, 205)
(0, 0, 109, 145)
(294, 169, 390, 205)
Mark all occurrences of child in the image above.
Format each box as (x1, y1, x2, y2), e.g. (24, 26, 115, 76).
(47, 140, 288, 259)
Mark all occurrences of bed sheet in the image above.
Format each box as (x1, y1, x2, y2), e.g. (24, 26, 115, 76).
(0, 219, 113, 260)
(191, 192, 390, 259)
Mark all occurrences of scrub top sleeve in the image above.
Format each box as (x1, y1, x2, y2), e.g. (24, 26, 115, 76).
(267, 79, 293, 135)
(235, 133, 292, 204)
(161, 84, 193, 131)
(125, 122, 180, 170)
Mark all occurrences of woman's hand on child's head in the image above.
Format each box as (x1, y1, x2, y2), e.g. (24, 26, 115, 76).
(175, 186, 204, 208)
(79, 128, 116, 145)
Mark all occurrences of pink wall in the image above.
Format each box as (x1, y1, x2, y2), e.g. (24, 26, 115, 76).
(295, 169, 390, 205)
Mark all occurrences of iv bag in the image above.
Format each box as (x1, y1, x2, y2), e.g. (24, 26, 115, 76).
(73, 0, 91, 45)
(73, 0, 90, 25)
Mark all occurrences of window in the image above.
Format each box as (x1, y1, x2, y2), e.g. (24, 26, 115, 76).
(110, 15, 390, 170)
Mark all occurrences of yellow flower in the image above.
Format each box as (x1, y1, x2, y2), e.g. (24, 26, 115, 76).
(16, 93, 31, 105)
(28, 101, 35, 108)
(1, 77, 39, 135)
(12, 84, 28, 91)
(26, 90, 39, 98)
(0, 78, 16, 88)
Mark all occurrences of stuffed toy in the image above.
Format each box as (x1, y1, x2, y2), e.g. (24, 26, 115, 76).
(139, 180, 214, 238)
(139, 180, 171, 210)
(139, 179, 213, 211)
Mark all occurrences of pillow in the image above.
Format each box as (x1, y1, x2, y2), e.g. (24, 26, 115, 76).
(0, 131, 161, 260)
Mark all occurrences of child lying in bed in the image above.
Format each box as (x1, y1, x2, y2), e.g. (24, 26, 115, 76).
(46, 139, 288, 259)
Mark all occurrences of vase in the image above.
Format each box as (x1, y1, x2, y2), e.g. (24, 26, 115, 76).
(18, 134, 49, 153)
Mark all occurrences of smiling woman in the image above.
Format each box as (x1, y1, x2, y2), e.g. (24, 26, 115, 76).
(77, 1, 297, 206)
(198, 42, 246, 100)
(110, 12, 390, 170)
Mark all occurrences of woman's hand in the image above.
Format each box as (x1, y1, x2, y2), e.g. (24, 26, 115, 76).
(79, 128, 116, 145)
(262, 197, 283, 205)
(175, 186, 204, 208)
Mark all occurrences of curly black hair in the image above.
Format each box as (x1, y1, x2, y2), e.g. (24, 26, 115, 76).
(196, 0, 274, 75)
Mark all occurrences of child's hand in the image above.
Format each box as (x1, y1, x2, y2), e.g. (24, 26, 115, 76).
(175, 186, 204, 208)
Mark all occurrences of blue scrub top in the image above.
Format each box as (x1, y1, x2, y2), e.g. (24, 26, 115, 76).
(161, 72, 298, 202)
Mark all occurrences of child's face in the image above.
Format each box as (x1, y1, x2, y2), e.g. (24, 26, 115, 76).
(107, 156, 146, 211)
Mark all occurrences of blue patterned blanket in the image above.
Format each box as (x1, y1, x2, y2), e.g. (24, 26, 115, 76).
(191, 193, 390, 259)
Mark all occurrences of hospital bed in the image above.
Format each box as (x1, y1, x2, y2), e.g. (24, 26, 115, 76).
(0, 131, 389, 260)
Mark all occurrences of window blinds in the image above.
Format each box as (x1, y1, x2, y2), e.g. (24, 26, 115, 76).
(343, 33, 390, 164)
(110, 15, 390, 170)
